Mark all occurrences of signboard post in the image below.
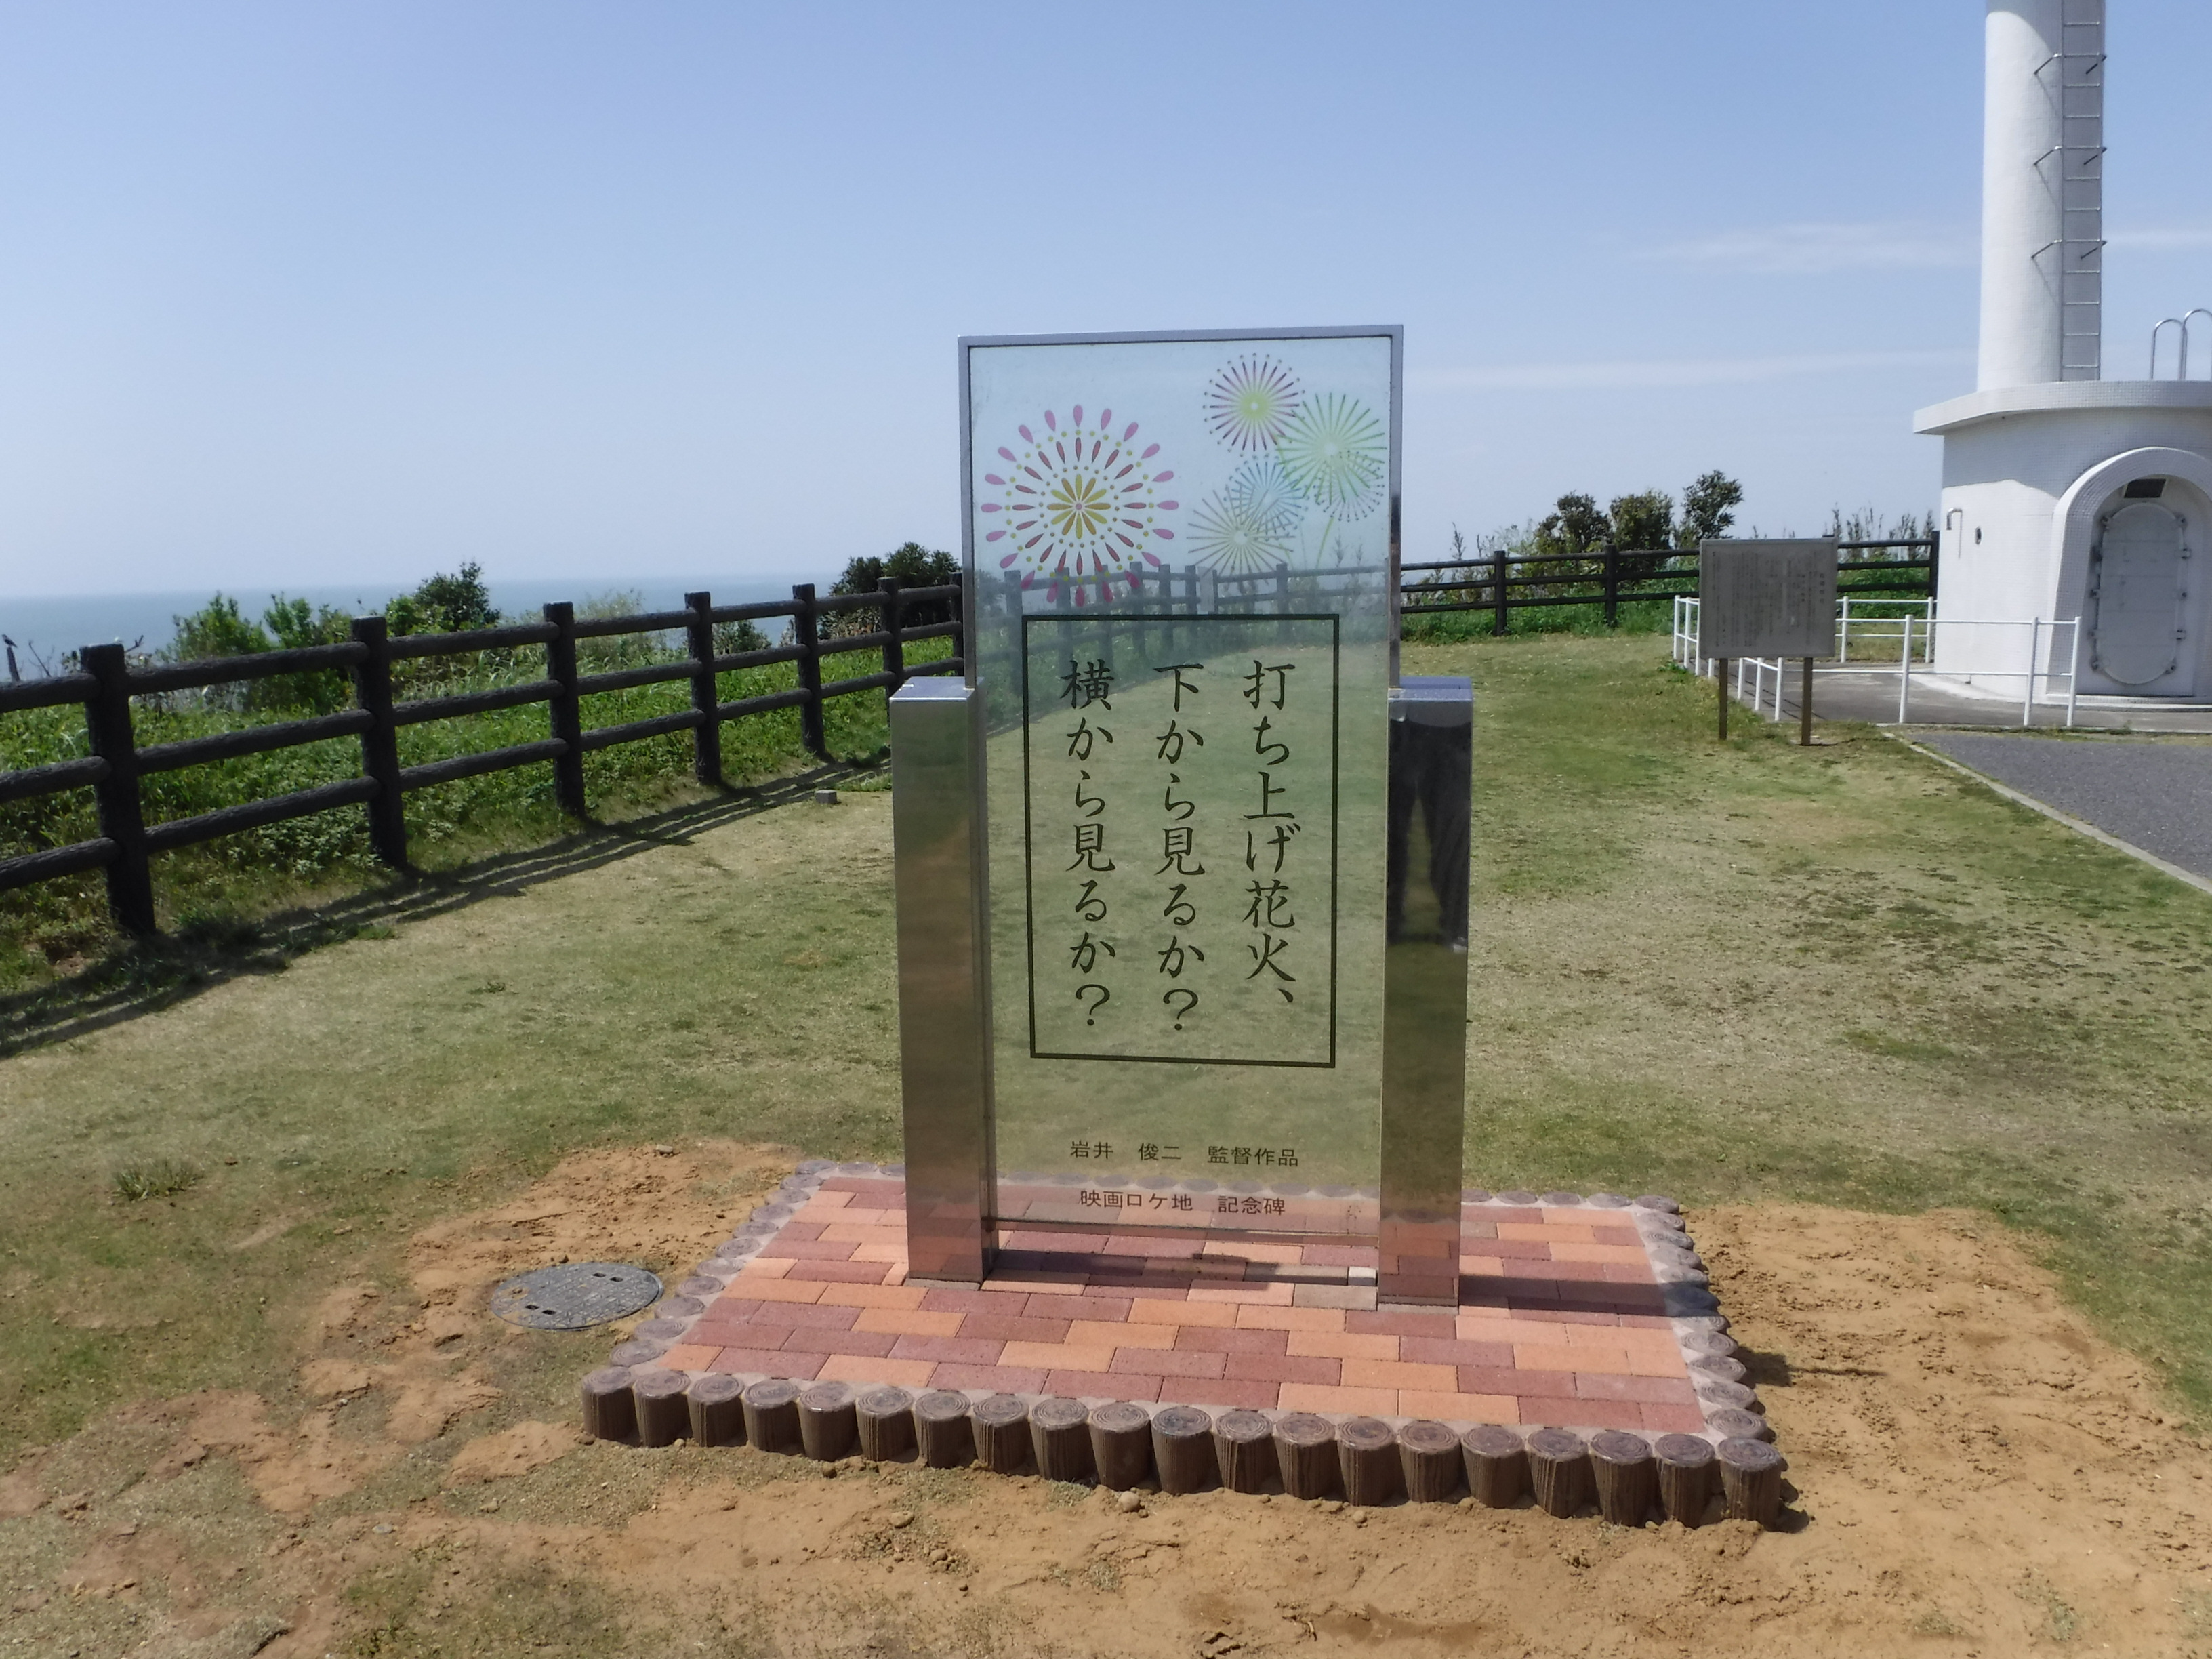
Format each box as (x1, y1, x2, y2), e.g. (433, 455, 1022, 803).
(889, 326, 1471, 1307)
(1698, 538, 1839, 745)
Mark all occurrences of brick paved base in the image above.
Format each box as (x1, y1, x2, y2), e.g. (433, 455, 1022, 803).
(581, 1162, 1776, 1519)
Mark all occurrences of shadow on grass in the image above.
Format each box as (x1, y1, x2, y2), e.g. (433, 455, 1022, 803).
(0, 761, 874, 1059)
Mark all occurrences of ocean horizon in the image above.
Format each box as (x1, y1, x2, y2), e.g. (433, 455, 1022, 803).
(0, 573, 821, 675)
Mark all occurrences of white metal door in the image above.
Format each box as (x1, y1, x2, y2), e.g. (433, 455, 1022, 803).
(2090, 501, 2192, 691)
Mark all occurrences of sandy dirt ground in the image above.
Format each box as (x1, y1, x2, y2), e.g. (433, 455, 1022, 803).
(5, 1143, 2212, 1657)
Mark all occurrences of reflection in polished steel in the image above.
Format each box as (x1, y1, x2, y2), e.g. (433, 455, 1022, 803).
(890, 680, 996, 1284)
(1379, 675, 1472, 1305)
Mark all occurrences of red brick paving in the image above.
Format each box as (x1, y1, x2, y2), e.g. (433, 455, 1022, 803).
(647, 1174, 1717, 1434)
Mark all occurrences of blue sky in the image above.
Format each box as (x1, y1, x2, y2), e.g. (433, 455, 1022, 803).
(2, 1, 2209, 598)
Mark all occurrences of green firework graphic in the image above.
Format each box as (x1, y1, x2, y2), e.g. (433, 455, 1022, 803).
(1275, 393, 1386, 520)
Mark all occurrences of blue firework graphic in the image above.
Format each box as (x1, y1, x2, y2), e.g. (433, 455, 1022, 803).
(1225, 455, 1304, 537)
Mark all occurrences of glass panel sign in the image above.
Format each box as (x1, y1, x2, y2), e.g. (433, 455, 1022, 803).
(962, 329, 1400, 1235)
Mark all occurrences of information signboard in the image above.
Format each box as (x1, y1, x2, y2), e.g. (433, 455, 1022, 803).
(1698, 538, 1840, 661)
(962, 329, 1399, 1233)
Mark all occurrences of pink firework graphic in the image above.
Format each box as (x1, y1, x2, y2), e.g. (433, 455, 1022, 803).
(979, 405, 1178, 600)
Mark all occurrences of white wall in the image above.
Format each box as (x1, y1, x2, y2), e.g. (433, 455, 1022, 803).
(1933, 409, 2212, 689)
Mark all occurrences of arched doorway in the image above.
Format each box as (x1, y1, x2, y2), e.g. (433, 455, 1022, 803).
(2089, 483, 2194, 694)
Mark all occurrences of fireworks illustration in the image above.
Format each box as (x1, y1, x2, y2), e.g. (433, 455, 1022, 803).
(1203, 355, 1303, 453)
(1190, 457, 1307, 574)
(1188, 495, 1293, 575)
(979, 405, 1177, 598)
(1225, 455, 1304, 537)
(1275, 393, 1386, 520)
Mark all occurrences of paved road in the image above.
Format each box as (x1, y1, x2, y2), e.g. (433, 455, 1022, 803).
(1915, 732, 2212, 880)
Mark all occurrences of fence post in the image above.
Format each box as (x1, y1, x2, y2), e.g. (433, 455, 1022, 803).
(350, 615, 409, 869)
(544, 601, 588, 817)
(81, 642, 156, 936)
(880, 578, 906, 694)
(1492, 543, 1509, 636)
(1602, 543, 1620, 627)
(684, 590, 722, 786)
(951, 570, 968, 672)
(792, 583, 828, 760)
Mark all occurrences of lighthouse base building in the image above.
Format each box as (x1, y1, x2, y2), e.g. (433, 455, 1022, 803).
(1915, 1, 2212, 701)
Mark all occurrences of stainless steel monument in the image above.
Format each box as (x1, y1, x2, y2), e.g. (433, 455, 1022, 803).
(889, 327, 1469, 1307)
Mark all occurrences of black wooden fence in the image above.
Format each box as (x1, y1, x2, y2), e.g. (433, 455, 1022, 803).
(1, 541, 1938, 935)
(1401, 537, 1936, 632)
(0, 582, 961, 935)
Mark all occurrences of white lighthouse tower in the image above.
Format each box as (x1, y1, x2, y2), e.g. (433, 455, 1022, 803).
(1916, 0, 2212, 699)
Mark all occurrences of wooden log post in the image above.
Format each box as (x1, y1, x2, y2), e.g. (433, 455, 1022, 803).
(1088, 1401, 1152, 1490)
(1337, 1417, 1401, 1507)
(879, 578, 906, 695)
(1602, 541, 1621, 627)
(1696, 1378, 1759, 1415)
(1706, 1407, 1772, 1444)
(1462, 1425, 1528, 1508)
(1718, 1437, 1786, 1528)
(1029, 1397, 1094, 1483)
(856, 1387, 915, 1461)
(1652, 1433, 1715, 1525)
(1526, 1427, 1593, 1518)
(80, 642, 155, 936)
(1397, 1420, 1462, 1503)
(633, 1370, 691, 1447)
(791, 583, 828, 760)
(1212, 1409, 1277, 1494)
(684, 590, 722, 786)
(970, 1393, 1031, 1475)
(543, 601, 587, 818)
(1589, 1430, 1658, 1525)
(798, 1381, 857, 1461)
(580, 1366, 636, 1443)
(1273, 1413, 1338, 1501)
(914, 1390, 973, 1469)
(348, 614, 409, 869)
(1492, 542, 1510, 636)
(740, 1378, 802, 1454)
(1151, 1406, 1214, 1496)
(687, 1374, 746, 1447)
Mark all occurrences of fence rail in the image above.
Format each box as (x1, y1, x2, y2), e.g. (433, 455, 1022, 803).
(1401, 537, 1936, 631)
(0, 581, 962, 935)
(1, 540, 1938, 934)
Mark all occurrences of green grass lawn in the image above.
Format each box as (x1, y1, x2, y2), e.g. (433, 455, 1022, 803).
(3, 630, 2211, 1474)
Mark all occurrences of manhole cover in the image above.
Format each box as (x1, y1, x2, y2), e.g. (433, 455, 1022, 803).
(489, 1262, 663, 1330)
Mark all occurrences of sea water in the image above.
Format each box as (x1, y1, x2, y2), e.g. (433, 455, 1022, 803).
(0, 575, 810, 675)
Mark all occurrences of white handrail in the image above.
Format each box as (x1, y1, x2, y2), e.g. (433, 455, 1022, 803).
(1676, 598, 2080, 729)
